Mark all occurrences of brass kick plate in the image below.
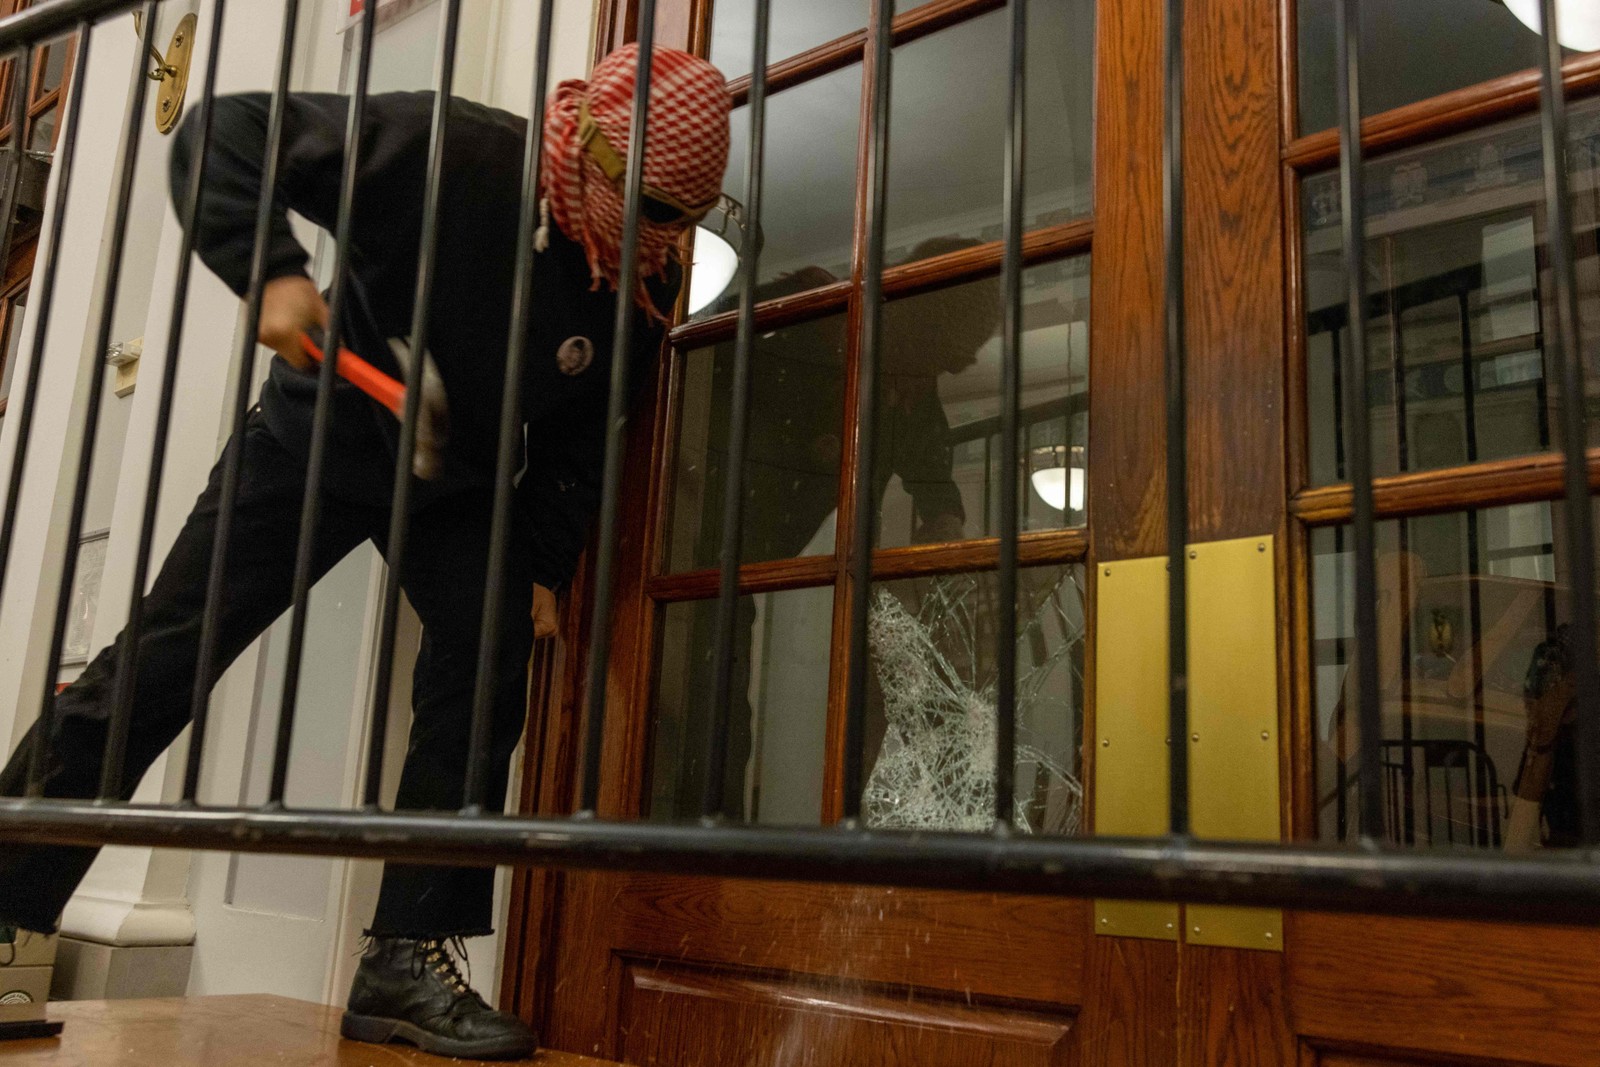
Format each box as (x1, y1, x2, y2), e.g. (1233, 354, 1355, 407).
(1186, 536, 1283, 952)
(1093, 555, 1179, 941)
(1093, 537, 1283, 952)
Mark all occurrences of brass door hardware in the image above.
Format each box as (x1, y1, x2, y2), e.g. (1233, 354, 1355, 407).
(132, 10, 197, 134)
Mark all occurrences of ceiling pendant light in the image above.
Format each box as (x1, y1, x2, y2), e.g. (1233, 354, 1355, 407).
(1500, 0, 1600, 52)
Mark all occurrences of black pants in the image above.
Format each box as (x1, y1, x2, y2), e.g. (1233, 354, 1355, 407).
(0, 413, 534, 939)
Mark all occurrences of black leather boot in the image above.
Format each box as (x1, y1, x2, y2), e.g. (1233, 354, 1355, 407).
(341, 936, 537, 1060)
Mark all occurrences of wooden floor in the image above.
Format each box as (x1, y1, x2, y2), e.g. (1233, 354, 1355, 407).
(0, 994, 614, 1066)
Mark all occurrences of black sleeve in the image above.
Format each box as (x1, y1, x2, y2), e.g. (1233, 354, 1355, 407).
(168, 91, 432, 297)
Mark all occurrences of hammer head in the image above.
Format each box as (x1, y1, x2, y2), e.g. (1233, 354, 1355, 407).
(389, 339, 451, 480)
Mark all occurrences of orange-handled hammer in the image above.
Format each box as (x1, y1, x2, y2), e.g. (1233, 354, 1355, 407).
(299, 331, 450, 479)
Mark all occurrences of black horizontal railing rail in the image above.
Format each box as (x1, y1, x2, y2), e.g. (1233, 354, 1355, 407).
(0, 0, 1595, 929)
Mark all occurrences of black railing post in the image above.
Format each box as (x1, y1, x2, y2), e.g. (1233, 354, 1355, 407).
(702, 0, 772, 821)
(364, 0, 466, 810)
(1333, 0, 1384, 844)
(103, 0, 230, 800)
(266, 0, 378, 806)
(1533, 0, 1600, 847)
(578, 0, 660, 815)
(1163, 0, 1190, 838)
(841, 0, 895, 825)
(994, 0, 1027, 832)
(460, 0, 557, 813)
(183, 0, 303, 803)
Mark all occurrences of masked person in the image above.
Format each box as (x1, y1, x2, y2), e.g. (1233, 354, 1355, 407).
(0, 44, 730, 1061)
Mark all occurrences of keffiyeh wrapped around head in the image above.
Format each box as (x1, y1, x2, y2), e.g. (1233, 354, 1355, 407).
(540, 44, 731, 321)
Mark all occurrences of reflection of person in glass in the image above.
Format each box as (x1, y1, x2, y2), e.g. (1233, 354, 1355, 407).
(670, 238, 1000, 819)
(1508, 622, 1584, 850)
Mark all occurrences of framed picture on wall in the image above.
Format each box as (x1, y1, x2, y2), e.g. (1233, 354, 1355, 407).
(60, 529, 108, 667)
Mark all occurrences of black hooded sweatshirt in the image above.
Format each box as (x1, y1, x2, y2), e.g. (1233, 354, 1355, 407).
(168, 90, 678, 589)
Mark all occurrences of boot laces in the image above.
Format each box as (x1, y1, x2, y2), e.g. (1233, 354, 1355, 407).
(412, 937, 481, 1004)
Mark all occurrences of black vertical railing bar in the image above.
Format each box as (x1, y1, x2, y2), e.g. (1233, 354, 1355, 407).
(267, 0, 378, 807)
(458, 0, 556, 814)
(1333, 0, 1383, 842)
(1534, 0, 1600, 846)
(363, 0, 463, 810)
(1162, 0, 1190, 837)
(101, 0, 229, 800)
(27, 19, 142, 797)
(841, 0, 894, 824)
(0, 43, 36, 609)
(576, 0, 659, 815)
(182, 0, 303, 803)
(992, 0, 1025, 832)
(701, 0, 772, 821)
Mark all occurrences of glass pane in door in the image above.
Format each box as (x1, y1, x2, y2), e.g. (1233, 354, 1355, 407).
(1302, 97, 1600, 485)
(666, 309, 848, 571)
(872, 256, 1090, 548)
(1310, 502, 1598, 850)
(649, 585, 834, 824)
(860, 564, 1085, 834)
(884, 0, 1095, 266)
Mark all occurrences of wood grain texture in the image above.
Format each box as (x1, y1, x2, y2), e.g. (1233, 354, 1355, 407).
(618, 963, 1073, 1067)
(1077, 932, 1178, 1066)
(1180, 945, 1294, 1067)
(597, 872, 1086, 1005)
(0, 995, 614, 1067)
(1181, 0, 1286, 542)
(1290, 449, 1600, 525)
(1284, 52, 1600, 170)
(1088, 0, 1167, 561)
(1288, 913, 1600, 1066)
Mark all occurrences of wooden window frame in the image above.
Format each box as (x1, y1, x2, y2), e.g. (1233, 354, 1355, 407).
(1279, 0, 1600, 834)
(0, 0, 76, 153)
(603, 0, 1098, 823)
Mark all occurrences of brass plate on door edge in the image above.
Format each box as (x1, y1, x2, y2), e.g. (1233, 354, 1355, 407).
(1092, 554, 1179, 941)
(1092, 539, 1284, 950)
(1186, 536, 1282, 952)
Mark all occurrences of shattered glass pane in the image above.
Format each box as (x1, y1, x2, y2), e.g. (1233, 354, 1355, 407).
(863, 565, 1085, 834)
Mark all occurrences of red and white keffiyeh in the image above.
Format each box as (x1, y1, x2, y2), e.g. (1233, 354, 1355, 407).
(540, 44, 731, 321)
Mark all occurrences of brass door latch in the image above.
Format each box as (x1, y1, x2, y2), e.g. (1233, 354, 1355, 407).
(132, 11, 197, 134)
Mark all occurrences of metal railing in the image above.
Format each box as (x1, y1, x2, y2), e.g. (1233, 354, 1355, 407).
(0, 0, 1596, 928)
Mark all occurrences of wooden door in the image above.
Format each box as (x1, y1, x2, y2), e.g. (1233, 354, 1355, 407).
(500, 0, 1188, 1062)
(1272, 0, 1600, 1062)
(498, 0, 1600, 1063)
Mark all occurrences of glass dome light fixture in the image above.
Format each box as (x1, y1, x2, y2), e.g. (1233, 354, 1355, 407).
(1498, 0, 1600, 51)
(1029, 443, 1086, 514)
(688, 194, 758, 316)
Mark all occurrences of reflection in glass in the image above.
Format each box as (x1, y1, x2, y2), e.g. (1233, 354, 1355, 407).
(876, 255, 1089, 548)
(1312, 503, 1596, 850)
(1302, 99, 1600, 485)
(38, 38, 66, 94)
(1295, 0, 1591, 135)
(862, 566, 1085, 834)
(28, 105, 55, 154)
(694, 65, 862, 318)
(708, 0, 865, 81)
(885, 0, 1094, 266)
(650, 586, 833, 824)
(667, 306, 847, 572)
